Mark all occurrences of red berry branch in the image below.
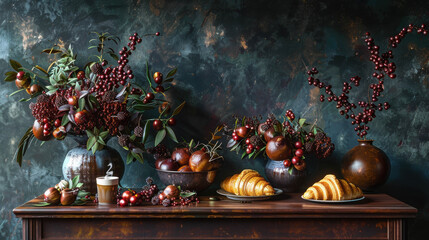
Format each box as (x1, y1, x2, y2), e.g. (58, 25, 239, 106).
(307, 24, 427, 138)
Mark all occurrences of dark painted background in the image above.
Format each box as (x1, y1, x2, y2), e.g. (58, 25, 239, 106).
(1, 0, 429, 239)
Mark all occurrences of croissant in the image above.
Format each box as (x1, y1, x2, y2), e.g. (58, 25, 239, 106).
(221, 169, 275, 196)
(302, 174, 363, 200)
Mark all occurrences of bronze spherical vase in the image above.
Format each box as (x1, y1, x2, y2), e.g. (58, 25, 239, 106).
(62, 136, 125, 194)
(341, 139, 390, 191)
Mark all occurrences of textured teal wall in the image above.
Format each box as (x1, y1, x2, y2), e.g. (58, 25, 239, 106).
(1, 0, 429, 239)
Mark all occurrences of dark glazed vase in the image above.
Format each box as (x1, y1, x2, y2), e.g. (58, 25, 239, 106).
(265, 159, 307, 193)
(62, 136, 125, 194)
(341, 139, 390, 191)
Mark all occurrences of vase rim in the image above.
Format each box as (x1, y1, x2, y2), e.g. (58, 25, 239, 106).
(357, 139, 374, 142)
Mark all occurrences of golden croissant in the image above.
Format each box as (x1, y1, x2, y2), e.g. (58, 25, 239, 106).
(302, 174, 363, 200)
(221, 169, 275, 196)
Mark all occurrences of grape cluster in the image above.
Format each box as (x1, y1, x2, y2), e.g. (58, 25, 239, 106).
(308, 24, 427, 138)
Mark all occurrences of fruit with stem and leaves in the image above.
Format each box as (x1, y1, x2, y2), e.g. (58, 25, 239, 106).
(224, 111, 334, 174)
(4, 31, 184, 166)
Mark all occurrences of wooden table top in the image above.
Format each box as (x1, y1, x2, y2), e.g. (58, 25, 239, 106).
(13, 193, 417, 219)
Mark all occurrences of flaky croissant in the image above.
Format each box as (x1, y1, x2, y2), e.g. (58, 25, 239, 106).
(221, 169, 275, 196)
(302, 174, 363, 200)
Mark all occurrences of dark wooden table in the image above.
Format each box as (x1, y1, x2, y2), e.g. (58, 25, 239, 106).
(14, 193, 416, 240)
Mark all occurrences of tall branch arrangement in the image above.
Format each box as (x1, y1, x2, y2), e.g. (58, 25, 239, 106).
(307, 24, 427, 138)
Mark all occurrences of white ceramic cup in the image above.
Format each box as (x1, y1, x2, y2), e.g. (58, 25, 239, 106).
(96, 176, 119, 205)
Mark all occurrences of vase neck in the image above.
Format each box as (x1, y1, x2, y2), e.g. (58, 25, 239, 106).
(358, 139, 374, 146)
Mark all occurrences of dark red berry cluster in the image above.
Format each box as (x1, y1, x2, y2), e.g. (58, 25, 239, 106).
(116, 178, 159, 207)
(152, 190, 199, 207)
(90, 32, 160, 97)
(307, 24, 427, 138)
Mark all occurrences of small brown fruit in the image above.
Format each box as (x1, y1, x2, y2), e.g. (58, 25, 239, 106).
(60, 188, 78, 206)
(53, 126, 67, 140)
(163, 185, 179, 199)
(171, 148, 191, 165)
(15, 77, 30, 89)
(44, 187, 60, 205)
(189, 150, 212, 172)
(263, 127, 277, 142)
(178, 165, 192, 172)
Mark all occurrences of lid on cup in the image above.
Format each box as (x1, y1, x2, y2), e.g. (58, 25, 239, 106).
(96, 176, 119, 185)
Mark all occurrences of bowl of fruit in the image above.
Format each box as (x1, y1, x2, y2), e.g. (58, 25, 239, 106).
(154, 143, 223, 192)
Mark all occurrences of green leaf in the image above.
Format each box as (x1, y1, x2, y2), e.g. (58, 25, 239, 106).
(78, 97, 85, 110)
(72, 175, 80, 189)
(132, 104, 156, 112)
(253, 146, 266, 159)
(313, 127, 318, 135)
(172, 101, 186, 116)
(165, 126, 178, 143)
(189, 139, 194, 149)
(166, 68, 177, 78)
(164, 77, 174, 83)
(131, 152, 144, 164)
(180, 191, 196, 198)
(142, 121, 150, 144)
(230, 141, 241, 151)
(298, 118, 306, 127)
(130, 135, 136, 141)
(76, 182, 83, 188)
(31, 202, 51, 207)
(126, 152, 133, 164)
(97, 137, 106, 145)
(69, 179, 73, 190)
(248, 151, 255, 159)
(4, 73, 16, 82)
(15, 127, 33, 167)
(5, 71, 16, 76)
(61, 114, 70, 126)
(87, 137, 96, 151)
(146, 61, 152, 87)
(9, 88, 25, 96)
(9, 59, 22, 71)
(241, 151, 247, 159)
(92, 142, 99, 154)
(288, 166, 293, 175)
(99, 131, 109, 139)
(154, 129, 166, 147)
(41, 48, 62, 54)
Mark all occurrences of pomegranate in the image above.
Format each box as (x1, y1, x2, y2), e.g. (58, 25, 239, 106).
(171, 148, 191, 165)
(33, 120, 52, 141)
(263, 127, 277, 142)
(189, 150, 213, 172)
(265, 136, 292, 161)
(44, 187, 60, 205)
(235, 126, 249, 138)
(163, 185, 179, 199)
(158, 158, 179, 171)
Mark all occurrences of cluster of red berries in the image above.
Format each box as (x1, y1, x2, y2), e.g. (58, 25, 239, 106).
(142, 92, 155, 104)
(285, 109, 295, 121)
(116, 178, 159, 207)
(307, 24, 427, 138)
(89, 32, 160, 97)
(152, 72, 165, 93)
(151, 185, 199, 207)
(244, 136, 261, 154)
(30, 95, 59, 135)
(99, 102, 129, 135)
(283, 141, 305, 168)
(389, 24, 427, 48)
